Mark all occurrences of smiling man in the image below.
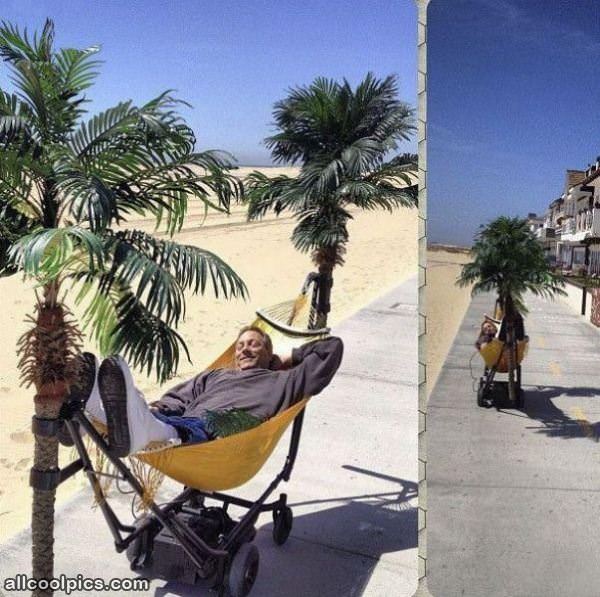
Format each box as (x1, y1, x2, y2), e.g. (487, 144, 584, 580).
(81, 327, 343, 456)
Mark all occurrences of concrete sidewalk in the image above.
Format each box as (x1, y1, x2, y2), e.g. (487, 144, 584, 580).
(0, 276, 418, 597)
(427, 292, 600, 597)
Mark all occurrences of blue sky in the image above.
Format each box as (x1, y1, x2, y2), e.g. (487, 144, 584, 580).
(428, 0, 600, 246)
(1, 0, 417, 165)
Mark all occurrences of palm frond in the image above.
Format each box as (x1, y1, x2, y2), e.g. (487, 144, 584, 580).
(72, 229, 247, 330)
(0, 19, 54, 64)
(291, 204, 351, 254)
(0, 19, 247, 385)
(0, 149, 44, 219)
(8, 226, 104, 281)
(0, 91, 38, 148)
(106, 229, 247, 298)
(244, 171, 304, 220)
(112, 288, 191, 382)
(0, 203, 33, 277)
(71, 275, 190, 382)
(254, 72, 416, 268)
(203, 408, 263, 438)
(54, 45, 101, 94)
(457, 216, 566, 310)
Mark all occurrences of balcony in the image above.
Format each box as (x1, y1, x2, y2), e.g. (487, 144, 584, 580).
(559, 210, 600, 243)
(592, 208, 600, 236)
(563, 198, 576, 217)
(536, 227, 555, 240)
(561, 219, 576, 236)
(567, 185, 593, 202)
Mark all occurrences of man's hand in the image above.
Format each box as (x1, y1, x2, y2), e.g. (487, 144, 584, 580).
(278, 354, 294, 370)
(149, 400, 162, 415)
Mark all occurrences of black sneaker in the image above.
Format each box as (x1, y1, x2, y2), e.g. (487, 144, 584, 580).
(98, 356, 131, 457)
(58, 352, 98, 447)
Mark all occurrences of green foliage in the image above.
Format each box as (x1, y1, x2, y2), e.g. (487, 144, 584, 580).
(244, 74, 417, 265)
(458, 216, 566, 313)
(0, 19, 247, 381)
(203, 408, 264, 438)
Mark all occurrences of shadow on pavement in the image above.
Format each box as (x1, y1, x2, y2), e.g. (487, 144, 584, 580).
(150, 468, 417, 596)
(502, 385, 600, 441)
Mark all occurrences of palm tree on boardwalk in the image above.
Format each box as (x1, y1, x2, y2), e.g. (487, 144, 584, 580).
(0, 20, 246, 595)
(244, 74, 417, 328)
(458, 216, 565, 402)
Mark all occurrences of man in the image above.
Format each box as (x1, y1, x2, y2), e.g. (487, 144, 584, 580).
(82, 327, 343, 456)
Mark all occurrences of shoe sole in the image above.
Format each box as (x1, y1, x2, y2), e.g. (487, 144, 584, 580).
(59, 353, 98, 447)
(68, 353, 97, 404)
(98, 357, 131, 457)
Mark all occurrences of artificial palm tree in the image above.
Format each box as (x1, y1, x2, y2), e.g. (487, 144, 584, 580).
(458, 216, 565, 402)
(0, 20, 246, 594)
(244, 74, 417, 328)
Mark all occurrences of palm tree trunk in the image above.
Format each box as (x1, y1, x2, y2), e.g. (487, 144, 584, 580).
(32, 397, 61, 596)
(315, 262, 333, 329)
(21, 283, 78, 597)
(504, 296, 517, 404)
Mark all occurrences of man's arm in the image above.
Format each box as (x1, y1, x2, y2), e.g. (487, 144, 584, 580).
(149, 372, 208, 415)
(285, 336, 344, 397)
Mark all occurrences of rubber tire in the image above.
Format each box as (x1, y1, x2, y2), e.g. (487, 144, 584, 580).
(228, 543, 259, 597)
(126, 533, 148, 571)
(272, 506, 293, 546)
(515, 387, 525, 409)
(477, 380, 486, 408)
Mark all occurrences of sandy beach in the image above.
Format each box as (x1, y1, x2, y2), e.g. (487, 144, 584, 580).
(426, 246, 473, 395)
(0, 166, 417, 541)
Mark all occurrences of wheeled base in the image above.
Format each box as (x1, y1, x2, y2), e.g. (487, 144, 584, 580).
(51, 397, 303, 597)
(477, 366, 524, 409)
(123, 487, 294, 597)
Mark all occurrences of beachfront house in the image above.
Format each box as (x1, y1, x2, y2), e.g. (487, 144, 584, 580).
(536, 159, 600, 275)
(557, 161, 600, 274)
(536, 199, 562, 265)
(529, 211, 555, 264)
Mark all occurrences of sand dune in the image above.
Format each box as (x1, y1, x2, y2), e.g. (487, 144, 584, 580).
(0, 167, 417, 540)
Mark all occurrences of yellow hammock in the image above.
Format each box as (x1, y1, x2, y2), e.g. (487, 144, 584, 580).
(479, 336, 529, 372)
(130, 292, 327, 492)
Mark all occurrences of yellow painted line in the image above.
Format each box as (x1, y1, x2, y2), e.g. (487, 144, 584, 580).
(549, 361, 562, 378)
(571, 407, 597, 441)
(537, 335, 546, 348)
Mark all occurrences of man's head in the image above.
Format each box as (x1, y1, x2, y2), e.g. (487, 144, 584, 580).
(234, 326, 273, 370)
(481, 321, 497, 336)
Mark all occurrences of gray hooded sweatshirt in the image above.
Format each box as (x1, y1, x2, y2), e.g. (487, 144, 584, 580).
(152, 337, 344, 421)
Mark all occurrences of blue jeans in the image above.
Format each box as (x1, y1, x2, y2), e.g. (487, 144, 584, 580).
(153, 412, 212, 444)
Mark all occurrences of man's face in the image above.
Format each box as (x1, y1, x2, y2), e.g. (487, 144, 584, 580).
(483, 322, 496, 335)
(234, 330, 271, 370)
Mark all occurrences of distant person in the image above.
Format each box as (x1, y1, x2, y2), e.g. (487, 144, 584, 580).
(80, 327, 343, 456)
(475, 320, 498, 350)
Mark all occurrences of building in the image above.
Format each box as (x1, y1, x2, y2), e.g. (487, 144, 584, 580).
(537, 156, 600, 275)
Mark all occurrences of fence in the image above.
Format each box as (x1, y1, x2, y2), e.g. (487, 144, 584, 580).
(558, 279, 600, 328)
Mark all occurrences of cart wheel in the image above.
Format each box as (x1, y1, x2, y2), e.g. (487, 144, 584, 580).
(477, 380, 486, 407)
(477, 379, 494, 408)
(126, 533, 151, 571)
(228, 543, 259, 597)
(125, 516, 157, 571)
(272, 506, 293, 545)
(516, 387, 525, 409)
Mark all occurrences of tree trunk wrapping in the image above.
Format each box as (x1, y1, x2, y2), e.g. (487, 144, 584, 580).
(25, 292, 76, 597)
(31, 398, 60, 597)
(504, 295, 517, 403)
(315, 263, 333, 329)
